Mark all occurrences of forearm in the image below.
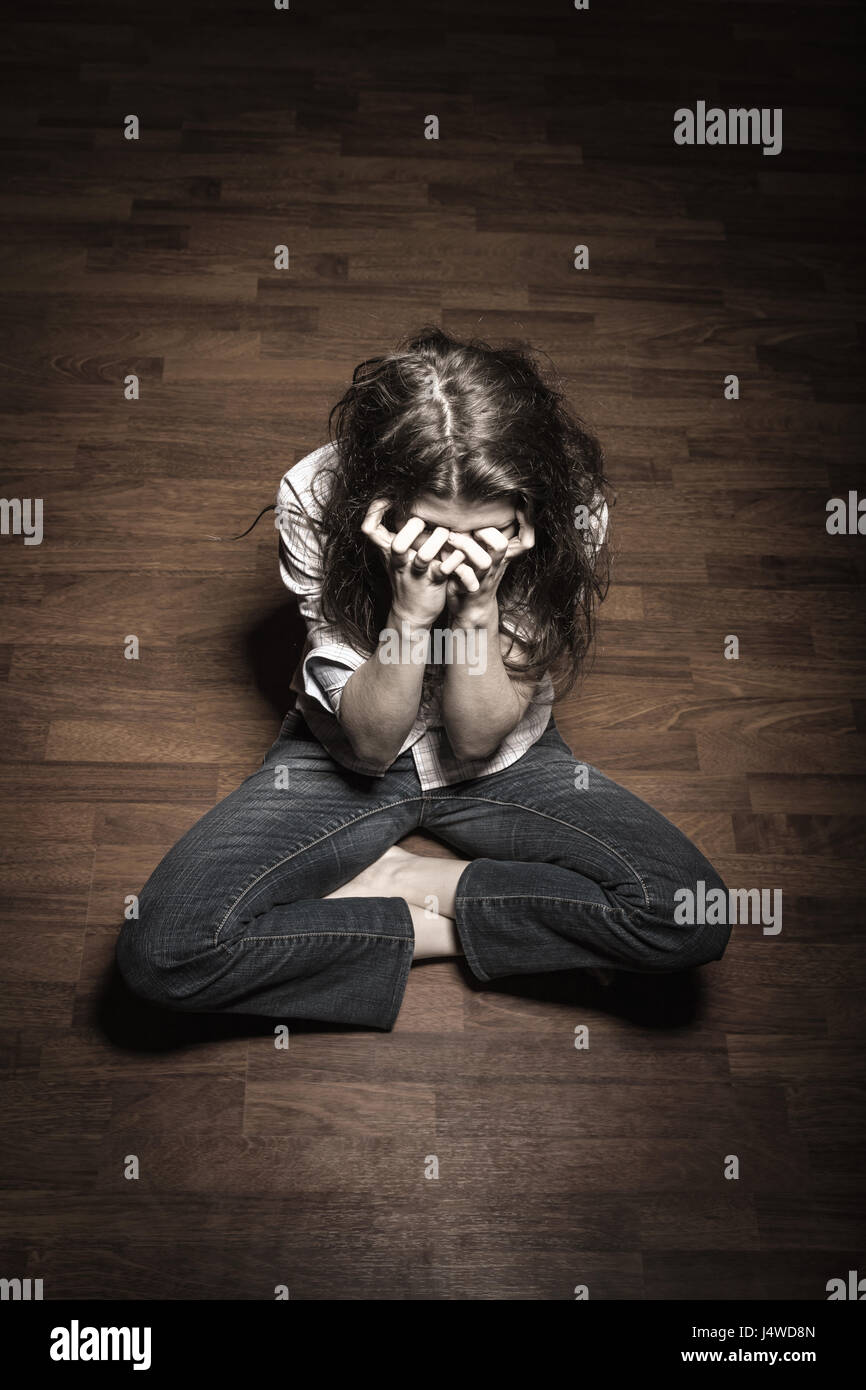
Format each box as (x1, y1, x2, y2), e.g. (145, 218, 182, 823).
(441, 600, 525, 761)
(337, 605, 433, 768)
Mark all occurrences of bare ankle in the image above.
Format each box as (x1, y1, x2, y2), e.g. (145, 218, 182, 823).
(408, 902, 463, 960)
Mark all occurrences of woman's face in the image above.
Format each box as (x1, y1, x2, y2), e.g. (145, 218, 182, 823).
(390, 493, 520, 554)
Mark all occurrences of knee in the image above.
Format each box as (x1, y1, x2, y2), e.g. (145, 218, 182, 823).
(115, 910, 188, 1010)
(115, 916, 162, 1006)
(658, 863, 733, 970)
(626, 864, 732, 973)
(668, 914, 732, 970)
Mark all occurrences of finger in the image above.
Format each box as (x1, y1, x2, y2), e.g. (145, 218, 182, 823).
(505, 507, 535, 557)
(439, 546, 466, 576)
(473, 526, 510, 557)
(515, 520, 536, 552)
(446, 530, 492, 572)
(427, 553, 456, 585)
(453, 561, 480, 593)
(361, 498, 390, 532)
(391, 544, 415, 572)
(415, 525, 451, 563)
(361, 497, 395, 551)
(391, 515, 426, 556)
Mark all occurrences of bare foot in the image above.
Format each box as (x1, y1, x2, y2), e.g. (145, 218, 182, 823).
(327, 844, 469, 920)
(407, 902, 463, 959)
(324, 845, 465, 959)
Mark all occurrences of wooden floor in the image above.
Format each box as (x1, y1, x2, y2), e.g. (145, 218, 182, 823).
(1, 0, 864, 1300)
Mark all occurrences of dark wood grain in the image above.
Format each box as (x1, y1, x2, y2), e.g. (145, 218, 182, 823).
(0, 0, 863, 1301)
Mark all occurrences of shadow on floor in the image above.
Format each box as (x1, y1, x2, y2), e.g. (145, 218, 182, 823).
(94, 948, 704, 1055)
(243, 600, 307, 719)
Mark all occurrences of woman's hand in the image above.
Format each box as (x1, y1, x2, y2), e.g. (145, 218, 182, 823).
(361, 498, 481, 628)
(444, 508, 535, 626)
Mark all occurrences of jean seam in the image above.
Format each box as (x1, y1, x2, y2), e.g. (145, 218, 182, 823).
(425, 795, 653, 907)
(234, 930, 414, 944)
(452, 898, 491, 983)
(213, 911, 415, 1030)
(212, 796, 424, 946)
(384, 898, 415, 1028)
(453, 894, 615, 983)
(457, 895, 616, 909)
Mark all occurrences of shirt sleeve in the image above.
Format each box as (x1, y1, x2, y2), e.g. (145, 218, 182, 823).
(276, 466, 369, 716)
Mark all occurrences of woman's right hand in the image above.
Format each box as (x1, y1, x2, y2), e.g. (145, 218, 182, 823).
(361, 498, 481, 627)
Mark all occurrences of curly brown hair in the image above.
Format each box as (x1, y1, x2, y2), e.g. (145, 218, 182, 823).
(299, 324, 613, 701)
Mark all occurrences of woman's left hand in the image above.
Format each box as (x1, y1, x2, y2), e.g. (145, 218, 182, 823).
(443, 507, 535, 625)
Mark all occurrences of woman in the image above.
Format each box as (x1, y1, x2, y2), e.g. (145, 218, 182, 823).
(116, 326, 731, 1030)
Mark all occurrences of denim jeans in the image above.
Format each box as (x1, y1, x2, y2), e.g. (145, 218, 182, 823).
(116, 709, 731, 1030)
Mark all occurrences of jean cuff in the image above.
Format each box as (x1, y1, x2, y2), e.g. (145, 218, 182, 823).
(380, 897, 416, 1029)
(453, 858, 494, 983)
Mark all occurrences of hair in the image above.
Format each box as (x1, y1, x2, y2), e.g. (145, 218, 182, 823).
(295, 324, 613, 701)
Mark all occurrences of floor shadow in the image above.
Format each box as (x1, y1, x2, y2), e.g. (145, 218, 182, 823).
(94, 958, 377, 1051)
(95, 941, 704, 1055)
(448, 955, 705, 1028)
(243, 600, 307, 719)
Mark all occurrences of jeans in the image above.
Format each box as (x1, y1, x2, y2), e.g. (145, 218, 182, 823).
(116, 709, 731, 1031)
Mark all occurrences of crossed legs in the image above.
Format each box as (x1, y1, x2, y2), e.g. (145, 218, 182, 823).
(117, 712, 731, 1030)
(326, 845, 467, 959)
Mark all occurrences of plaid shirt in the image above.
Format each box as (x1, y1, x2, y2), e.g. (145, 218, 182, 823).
(276, 444, 606, 791)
